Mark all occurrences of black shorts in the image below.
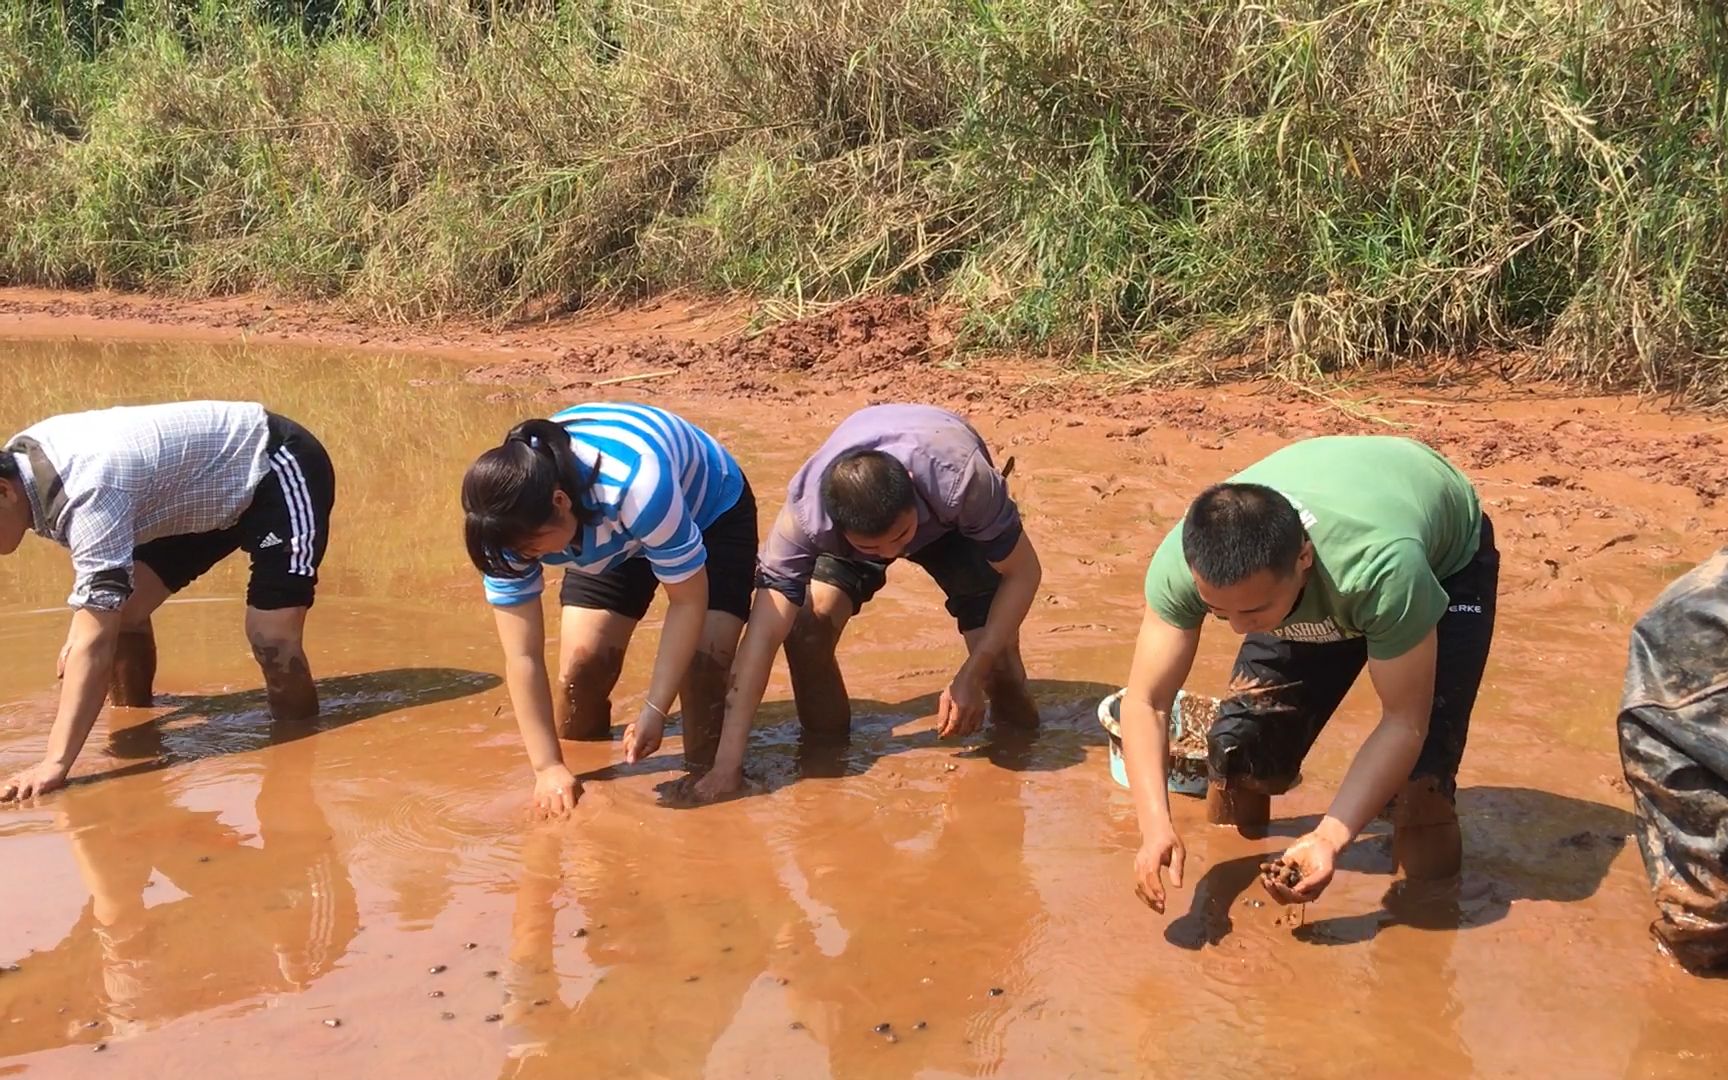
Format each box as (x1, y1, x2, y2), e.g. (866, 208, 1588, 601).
(133, 413, 336, 611)
(559, 476, 758, 622)
(812, 529, 1005, 633)
(1206, 514, 1500, 800)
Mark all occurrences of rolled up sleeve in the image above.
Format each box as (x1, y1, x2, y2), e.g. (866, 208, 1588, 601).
(755, 505, 819, 607)
(63, 488, 138, 612)
(483, 554, 546, 607)
(954, 451, 1023, 563)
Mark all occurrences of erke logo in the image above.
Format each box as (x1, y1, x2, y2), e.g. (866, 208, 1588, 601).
(1448, 603, 1483, 614)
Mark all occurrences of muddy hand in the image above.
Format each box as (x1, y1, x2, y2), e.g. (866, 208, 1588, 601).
(937, 666, 987, 738)
(686, 764, 745, 804)
(623, 707, 665, 765)
(532, 762, 581, 818)
(1261, 832, 1337, 905)
(1134, 829, 1187, 914)
(1, 761, 70, 804)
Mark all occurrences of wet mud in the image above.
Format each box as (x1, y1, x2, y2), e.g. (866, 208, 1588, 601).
(1262, 857, 1304, 892)
(0, 311, 1726, 1077)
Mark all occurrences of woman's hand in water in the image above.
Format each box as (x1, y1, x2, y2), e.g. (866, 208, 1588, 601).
(686, 764, 744, 804)
(1, 761, 70, 803)
(623, 706, 665, 765)
(532, 762, 581, 817)
(1133, 827, 1187, 914)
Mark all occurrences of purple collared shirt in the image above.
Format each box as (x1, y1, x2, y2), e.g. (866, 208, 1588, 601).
(756, 404, 1022, 606)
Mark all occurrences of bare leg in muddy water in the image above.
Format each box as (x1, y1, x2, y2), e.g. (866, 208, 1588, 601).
(961, 630, 1039, 730)
(110, 625, 158, 707)
(1389, 775, 1463, 880)
(676, 611, 745, 772)
(246, 606, 317, 723)
(106, 564, 172, 707)
(785, 581, 857, 744)
(554, 607, 636, 741)
(1206, 783, 1272, 837)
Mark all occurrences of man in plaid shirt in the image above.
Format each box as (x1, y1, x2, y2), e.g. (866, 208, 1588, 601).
(0, 401, 336, 801)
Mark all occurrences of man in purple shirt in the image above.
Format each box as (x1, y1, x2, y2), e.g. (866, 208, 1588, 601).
(688, 404, 1043, 800)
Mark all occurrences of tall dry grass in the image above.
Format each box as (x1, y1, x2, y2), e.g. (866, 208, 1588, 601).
(2, 0, 1725, 395)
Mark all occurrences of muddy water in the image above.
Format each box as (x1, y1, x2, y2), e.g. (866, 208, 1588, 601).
(0, 337, 1723, 1079)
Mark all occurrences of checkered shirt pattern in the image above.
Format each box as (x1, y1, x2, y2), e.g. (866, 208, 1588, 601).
(7, 401, 273, 610)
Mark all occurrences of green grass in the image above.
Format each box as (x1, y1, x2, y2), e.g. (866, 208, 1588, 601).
(2, 0, 1726, 396)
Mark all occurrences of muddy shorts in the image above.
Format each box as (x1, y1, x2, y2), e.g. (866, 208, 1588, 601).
(811, 528, 1007, 633)
(1619, 548, 1728, 973)
(560, 475, 759, 622)
(1206, 514, 1500, 799)
(134, 413, 336, 611)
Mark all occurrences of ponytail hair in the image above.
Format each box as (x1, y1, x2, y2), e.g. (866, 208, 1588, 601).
(462, 418, 599, 578)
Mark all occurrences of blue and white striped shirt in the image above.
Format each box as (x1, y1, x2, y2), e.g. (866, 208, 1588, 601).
(482, 403, 745, 607)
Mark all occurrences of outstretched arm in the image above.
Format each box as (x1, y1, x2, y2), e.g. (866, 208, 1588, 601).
(3, 607, 122, 802)
(1264, 629, 1437, 904)
(1120, 608, 1202, 912)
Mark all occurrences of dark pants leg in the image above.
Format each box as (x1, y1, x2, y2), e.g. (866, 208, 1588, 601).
(1209, 516, 1499, 871)
(1209, 635, 1366, 793)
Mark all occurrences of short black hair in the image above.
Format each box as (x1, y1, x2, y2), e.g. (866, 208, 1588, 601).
(821, 449, 915, 538)
(0, 452, 17, 485)
(462, 418, 600, 578)
(1181, 482, 1305, 585)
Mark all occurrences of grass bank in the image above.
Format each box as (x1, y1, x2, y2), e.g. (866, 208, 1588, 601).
(2, 1, 1726, 396)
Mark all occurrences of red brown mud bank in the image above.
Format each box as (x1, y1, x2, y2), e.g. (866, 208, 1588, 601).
(6, 283, 1725, 503)
(465, 294, 1728, 509)
(11, 284, 1728, 554)
(5, 290, 1728, 1078)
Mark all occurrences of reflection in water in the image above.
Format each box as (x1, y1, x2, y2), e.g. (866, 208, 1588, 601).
(495, 728, 1051, 1079)
(0, 666, 500, 1059)
(6, 734, 353, 1054)
(0, 337, 1725, 1077)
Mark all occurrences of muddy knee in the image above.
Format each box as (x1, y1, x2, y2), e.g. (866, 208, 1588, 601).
(248, 628, 305, 671)
(248, 630, 317, 722)
(1391, 776, 1462, 881)
(786, 606, 842, 659)
(558, 646, 624, 741)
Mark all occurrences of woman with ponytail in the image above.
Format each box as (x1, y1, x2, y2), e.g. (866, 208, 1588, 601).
(462, 403, 757, 814)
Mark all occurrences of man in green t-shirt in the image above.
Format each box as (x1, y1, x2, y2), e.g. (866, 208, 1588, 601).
(1120, 435, 1498, 910)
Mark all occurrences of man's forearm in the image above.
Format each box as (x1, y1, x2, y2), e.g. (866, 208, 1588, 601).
(1119, 612, 1203, 842)
(45, 628, 120, 771)
(968, 559, 1040, 669)
(1324, 710, 1428, 841)
(1121, 693, 1177, 837)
